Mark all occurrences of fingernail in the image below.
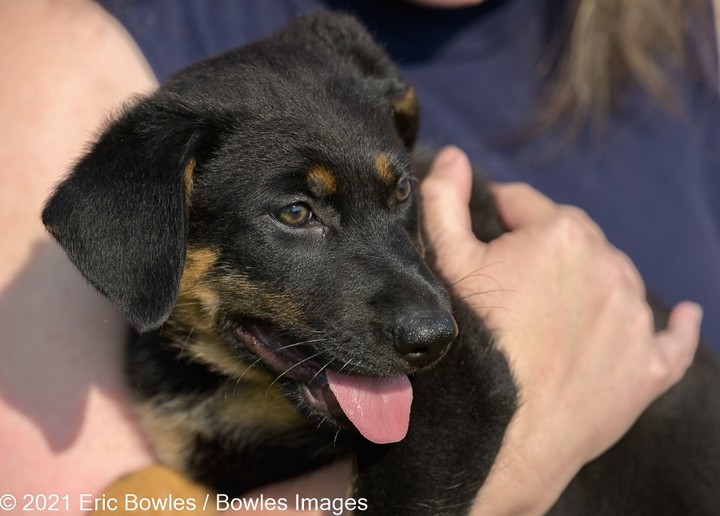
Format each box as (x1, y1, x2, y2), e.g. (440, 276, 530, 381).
(688, 302, 704, 323)
(434, 146, 463, 168)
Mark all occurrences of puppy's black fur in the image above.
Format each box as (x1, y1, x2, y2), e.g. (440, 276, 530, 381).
(43, 12, 720, 515)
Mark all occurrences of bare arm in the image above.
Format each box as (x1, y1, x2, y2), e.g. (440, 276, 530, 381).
(0, 0, 156, 500)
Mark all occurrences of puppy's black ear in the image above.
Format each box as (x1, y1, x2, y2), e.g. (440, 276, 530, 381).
(42, 94, 205, 333)
(389, 85, 420, 150)
(289, 11, 420, 148)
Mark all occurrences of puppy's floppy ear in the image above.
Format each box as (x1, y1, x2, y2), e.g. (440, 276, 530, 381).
(289, 11, 420, 148)
(42, 94, 206, 333)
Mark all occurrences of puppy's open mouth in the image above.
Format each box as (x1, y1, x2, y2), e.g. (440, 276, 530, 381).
(233, 326, 413, 444)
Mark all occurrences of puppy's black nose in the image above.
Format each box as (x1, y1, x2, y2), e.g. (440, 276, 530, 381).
(394, 313, 458, 368)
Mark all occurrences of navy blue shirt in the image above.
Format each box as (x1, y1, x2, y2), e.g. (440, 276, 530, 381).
(100, 0, 720, 354)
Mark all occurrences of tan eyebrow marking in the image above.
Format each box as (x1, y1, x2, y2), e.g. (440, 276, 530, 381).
(374, 153, 395, 186)
(306, 165, 337, 196)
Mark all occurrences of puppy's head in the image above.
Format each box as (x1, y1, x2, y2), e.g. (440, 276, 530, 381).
(43, 13, 455, 443)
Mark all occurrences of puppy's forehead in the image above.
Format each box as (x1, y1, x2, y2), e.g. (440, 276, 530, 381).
(303, 151, 403, 199)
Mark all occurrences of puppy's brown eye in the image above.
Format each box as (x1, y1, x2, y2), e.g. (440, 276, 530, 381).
(275, 203, 313, 227)
(395, 178, 411, 202)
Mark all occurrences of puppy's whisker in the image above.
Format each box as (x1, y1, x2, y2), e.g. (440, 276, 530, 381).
(310, 358, 334, 384)
(453, 304, 511, 314)
(446, 262, 503, 289)
(232, 337, 328, 383)
(265, 350, 326, 395)
(176, 326, 197, 360)
(235, 355, 267, 382)
(336, 358, 353, 375)
(171, 301, 206, 308)
(271, 338, 328, 353)
(456, 288, 512, 302)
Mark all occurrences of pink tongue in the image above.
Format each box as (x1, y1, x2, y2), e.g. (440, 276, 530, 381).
(325, 370, 413, 444)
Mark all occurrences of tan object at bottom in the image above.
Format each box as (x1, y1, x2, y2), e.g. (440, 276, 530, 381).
(93, 464, 215, 515)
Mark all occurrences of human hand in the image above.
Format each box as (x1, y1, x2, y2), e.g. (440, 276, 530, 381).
(419, 146, 703, 514)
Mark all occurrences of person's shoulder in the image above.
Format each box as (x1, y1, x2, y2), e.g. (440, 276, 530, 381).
(2, 0, 127, 50)
(0, 0, 156, 98)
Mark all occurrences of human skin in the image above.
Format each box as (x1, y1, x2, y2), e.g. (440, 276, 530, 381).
(0, 0, 157, 502)
(0, 1, 701, 514)
(421, 148, 701, 515)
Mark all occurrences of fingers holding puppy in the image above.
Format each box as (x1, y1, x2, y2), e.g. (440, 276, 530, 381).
(419, 145, 703, 514)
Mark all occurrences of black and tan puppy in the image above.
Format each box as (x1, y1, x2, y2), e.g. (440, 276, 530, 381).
(43, 12, 720, 516)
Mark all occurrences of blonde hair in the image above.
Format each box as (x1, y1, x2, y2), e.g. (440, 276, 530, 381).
(540, 0, 715, 130)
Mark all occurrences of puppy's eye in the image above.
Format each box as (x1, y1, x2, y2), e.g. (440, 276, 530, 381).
(395, 178, 411, 203)
(274, 203, 313, 227)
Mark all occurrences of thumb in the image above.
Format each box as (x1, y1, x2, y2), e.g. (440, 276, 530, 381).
(654, 301, 702, 387)
(419, 146, 485, 277)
